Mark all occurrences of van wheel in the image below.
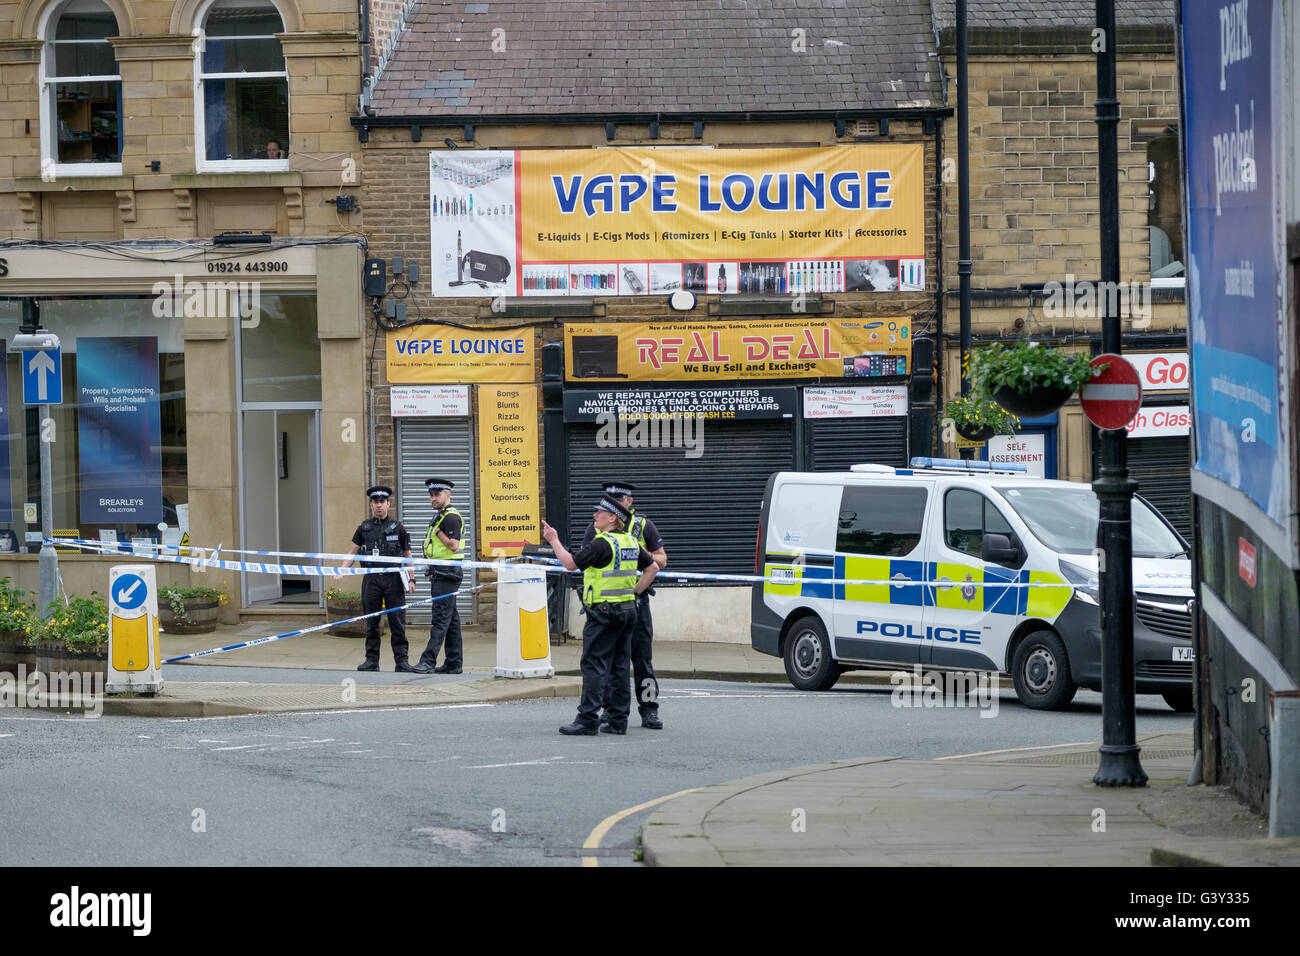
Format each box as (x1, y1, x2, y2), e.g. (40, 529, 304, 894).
(1162, 691, 1195, 712)
(783, 616, 839, 692)
(1011, 630, 1077, 710)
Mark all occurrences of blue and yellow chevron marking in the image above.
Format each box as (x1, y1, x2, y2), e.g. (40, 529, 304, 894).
(1024, 569, 1071, 618)
(763, 556, 833, 599)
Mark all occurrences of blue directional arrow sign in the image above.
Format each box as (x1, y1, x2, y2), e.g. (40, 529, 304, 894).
(111, 573, 148, 612)
(22, 348, 62, 405)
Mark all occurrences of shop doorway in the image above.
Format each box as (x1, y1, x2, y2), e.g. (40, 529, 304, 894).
(240, 409, 322, 606)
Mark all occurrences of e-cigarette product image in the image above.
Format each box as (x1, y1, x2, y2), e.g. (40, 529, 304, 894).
(718, 264, 727, 292)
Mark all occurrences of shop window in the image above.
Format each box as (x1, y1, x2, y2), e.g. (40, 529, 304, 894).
(0, 297, 187, 552)
(836, 485, 927, 557)
(1146, 127, 1184, 284)
(195, 0, 289, 170)
(239, 293, 320, 403)
(39, 0, 123, 176)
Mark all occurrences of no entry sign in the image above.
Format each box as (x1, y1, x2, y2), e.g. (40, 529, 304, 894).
(1081, 353, 1143, 430)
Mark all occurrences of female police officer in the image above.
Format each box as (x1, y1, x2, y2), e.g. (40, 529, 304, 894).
(541, 495, 658, 735)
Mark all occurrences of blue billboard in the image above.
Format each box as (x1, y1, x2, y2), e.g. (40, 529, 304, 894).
(1181, 0, 1288, 530)
(76, 337, 161, 524)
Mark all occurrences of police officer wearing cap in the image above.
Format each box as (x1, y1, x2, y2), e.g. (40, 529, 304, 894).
(414, 478, 464, 674)
(542, 495, 658, 735)
(584, 481, 668, 730)
(335, 485, 415, 672)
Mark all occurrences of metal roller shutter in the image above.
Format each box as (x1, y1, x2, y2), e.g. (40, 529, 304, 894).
(395, 419, 477, 623)
(808, 417, 909, 471)
(1128, 435, 1192, 542)
(565, 420, 795, 574)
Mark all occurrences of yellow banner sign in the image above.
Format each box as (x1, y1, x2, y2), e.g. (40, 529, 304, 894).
(521, 145, 924, 263)
(565, 318, 911, 382)
(477, 385, 540, 557)
(387, 326, 534, 383)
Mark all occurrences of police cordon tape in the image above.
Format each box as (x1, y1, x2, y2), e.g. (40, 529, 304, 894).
(49, 536, 1194, 592)
(161, 582, 496, 664)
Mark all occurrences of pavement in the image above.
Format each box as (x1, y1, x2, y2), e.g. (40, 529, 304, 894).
(17, 619, 1297, 867)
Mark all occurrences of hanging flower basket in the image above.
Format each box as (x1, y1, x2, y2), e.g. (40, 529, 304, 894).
(992, 383, 1074, 418)
(944, 395, 1019, 443)
(969, 341, 1104, 419)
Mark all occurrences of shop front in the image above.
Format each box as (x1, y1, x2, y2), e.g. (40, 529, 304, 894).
(0, 239, 366, 613)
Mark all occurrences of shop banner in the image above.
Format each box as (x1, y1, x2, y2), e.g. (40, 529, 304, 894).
(390, 385, 470, 417)
(1125, 404, 1191, 439)
(387, 326, 535, 384)
(477, 385, 540, 557)
(565, 317, 909, 382)
(564, 386, 797, 422)
(803, 385, 909, 418)
(76, 337, 161, 524)
(1128, 352, 1189, 392)
(1181, 0, 1289, 529)
(430, 146, 926, 298)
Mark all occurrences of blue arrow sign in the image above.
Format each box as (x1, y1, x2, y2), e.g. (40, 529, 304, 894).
(111, 573, 148, 611)
(22, 348, 62, 405)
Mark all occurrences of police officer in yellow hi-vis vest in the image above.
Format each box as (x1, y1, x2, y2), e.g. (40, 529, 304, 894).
(335, 485, 415, 672)
(414, 478, 464, 674)
(584, 480, 668, 730)
(542, 495, 658, 735)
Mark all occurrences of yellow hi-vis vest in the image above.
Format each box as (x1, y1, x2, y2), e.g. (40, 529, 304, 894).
(423, 507, 464, 561)
(583, 530, 640, 606)
(627, 511, 647, 548)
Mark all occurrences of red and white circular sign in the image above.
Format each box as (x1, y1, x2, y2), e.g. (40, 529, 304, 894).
(1081, 353, 1143, 430)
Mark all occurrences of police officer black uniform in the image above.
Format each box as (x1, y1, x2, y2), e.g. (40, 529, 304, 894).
(542, 496, 658, 735)
(414, 477, 464, 674)
(583, 481, 667, 730)
(335, 485, 415, 672)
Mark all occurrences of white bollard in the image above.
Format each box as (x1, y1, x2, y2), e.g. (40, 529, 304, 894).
(106, 565, 164, 696)
(494, 562, 555, 679)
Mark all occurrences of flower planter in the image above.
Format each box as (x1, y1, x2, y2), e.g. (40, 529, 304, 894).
(32, 640, 107, 679)
(993, 383, 1073, 418)
(158, 599, 221, 634)
(327, 603, 367, 638)
(0, 629, 35, 675)
(955, 422, 997, 442)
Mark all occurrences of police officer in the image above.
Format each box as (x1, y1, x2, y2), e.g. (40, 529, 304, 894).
(414, 477, 464, 674)
(335, 485, 416, 672)
(542, 496, 658, 735)
(584, 481, 667, 730)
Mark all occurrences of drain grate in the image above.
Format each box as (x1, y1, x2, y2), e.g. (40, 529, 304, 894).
(999, 748, 1194, 767)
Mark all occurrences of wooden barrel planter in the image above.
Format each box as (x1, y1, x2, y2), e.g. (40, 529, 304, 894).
(159, 599, 221, 634)
(32, 640, 107, 679)
(0, 629, 36, 676)
(327, 600, 367, 638)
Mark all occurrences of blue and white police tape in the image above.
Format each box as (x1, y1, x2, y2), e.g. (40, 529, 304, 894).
(161, 582, 495, 663)
(51, 535, 1193, 592)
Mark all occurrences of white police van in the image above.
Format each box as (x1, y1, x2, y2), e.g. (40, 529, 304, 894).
(751, 458, 1195, 710)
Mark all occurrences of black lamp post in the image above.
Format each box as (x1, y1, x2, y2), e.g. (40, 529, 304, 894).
(1092, 0, 1147, 788)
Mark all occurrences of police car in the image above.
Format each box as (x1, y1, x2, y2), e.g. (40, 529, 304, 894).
(750, 458, 1195, 711)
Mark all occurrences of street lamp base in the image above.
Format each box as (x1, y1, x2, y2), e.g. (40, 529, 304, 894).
(1093, 745, 1148, 787)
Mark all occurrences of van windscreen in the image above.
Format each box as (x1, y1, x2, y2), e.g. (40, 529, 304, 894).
(1000, 486, 1187, 558)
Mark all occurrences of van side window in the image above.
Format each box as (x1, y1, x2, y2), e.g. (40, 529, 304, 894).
(945, 488, 1016, 558)
(836, 486, 927, 557)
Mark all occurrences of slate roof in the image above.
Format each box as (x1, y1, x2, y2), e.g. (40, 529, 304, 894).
(930, 0, 1176, 30)
(369, 0, 945, 117)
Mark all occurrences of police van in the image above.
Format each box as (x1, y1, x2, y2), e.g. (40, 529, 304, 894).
(751, 458, 1195, 711)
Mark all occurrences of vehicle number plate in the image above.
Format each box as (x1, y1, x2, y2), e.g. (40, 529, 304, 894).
(1172, 647, 1194, 662)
